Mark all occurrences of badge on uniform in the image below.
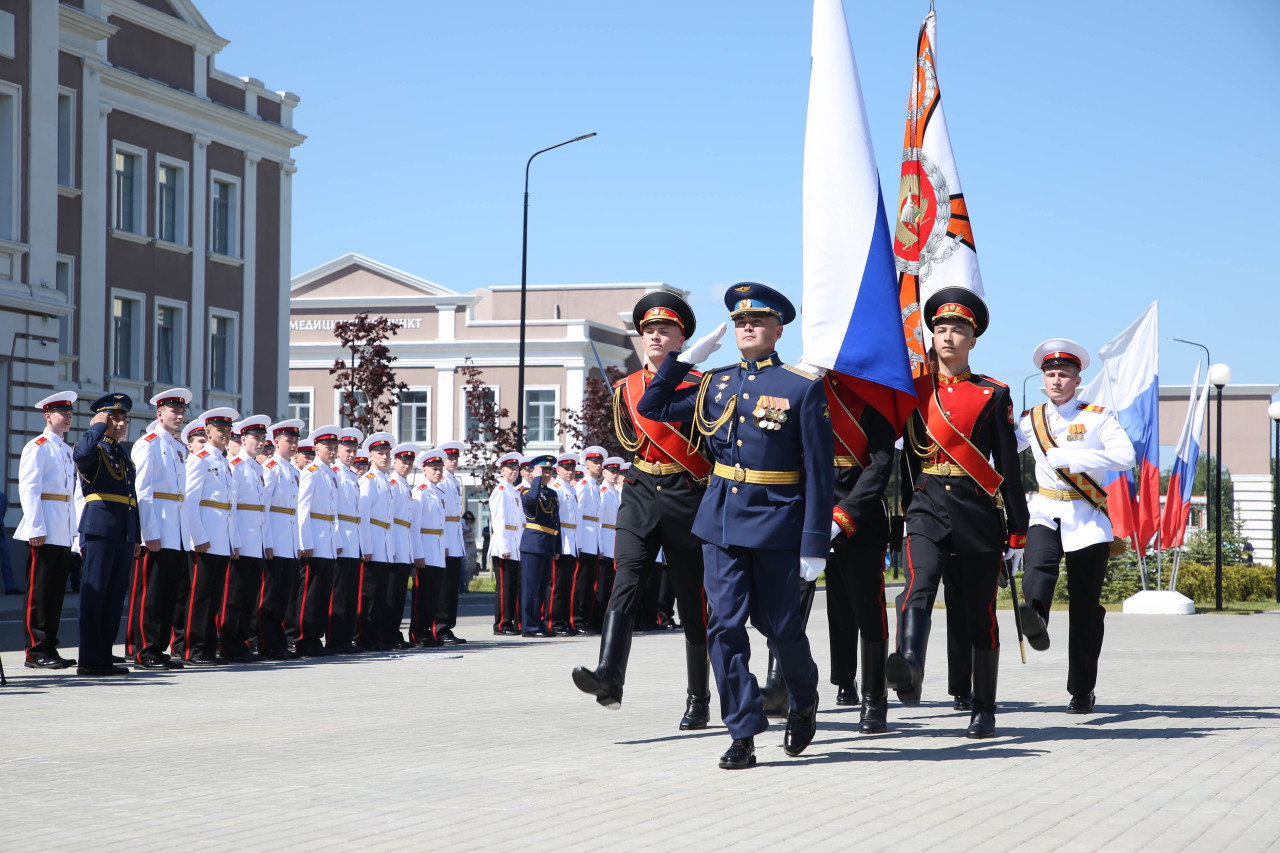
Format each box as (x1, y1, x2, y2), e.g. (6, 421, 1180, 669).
(753, 395, 789, 431)
(1067, 423, 1087, 441)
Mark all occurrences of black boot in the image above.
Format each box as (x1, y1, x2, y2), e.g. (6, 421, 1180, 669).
(571, 610, 633, 709)
(858, 639, 888, 734)
(759, 652, 789, 720)
(966, 647, 999, 739)
(783, 693, 819, 756)
(886, 608, 928, 707)
(680, 640, 711, 730)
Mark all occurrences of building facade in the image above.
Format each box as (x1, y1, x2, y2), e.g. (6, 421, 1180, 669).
(0, 0, 302, 524)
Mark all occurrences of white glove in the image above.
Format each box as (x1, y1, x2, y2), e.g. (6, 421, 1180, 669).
(799, 556, 826, 582)
(830, 520, 843, 541)
(677, 322, 727, 365)
(1004, 548, 1024, 576)
(795, 355, 828, 377)
(1045, 448, 1071, 470)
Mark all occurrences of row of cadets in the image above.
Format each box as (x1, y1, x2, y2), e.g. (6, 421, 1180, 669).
(128, 388, 193, 670)
(223, 415, 271, 661)
(171, 415, 207, 659)
(488, 451, 524, 635)
(435, 440, 468, 645)
(593, 456, 623, 625)
(518, 453, 560, 637)
(182, 407, 240, 666)
(259, 418, 303, 659)
(387, 442, 422, 649)
(356, 432, 396, 651)
(411, 446, 450, 645)
(282, 433, 315, 649)
(329, 428, 365, 653)
(571, 446, 606, 634)
(547, 452, 579, 636)
(15, 391, 80, 669)
(296, 425, 341, 656)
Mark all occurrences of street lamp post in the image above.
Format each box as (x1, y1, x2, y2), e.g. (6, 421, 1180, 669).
(515, 132, 597, 453)
(1209, 363, 1232, 611)
(1021, 373, 1039, 416)
(1269, 400, 1280, 603)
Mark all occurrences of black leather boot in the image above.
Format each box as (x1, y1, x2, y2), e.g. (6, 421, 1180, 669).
(759, 652, 789, 720)
(886, 608, 928, 707)
(680, 640, 711, 731)
(783, 693, 819, 756)
(571, 610, 633, 709)
(966, 647, 999, 739)
(858, 639, 888, 734)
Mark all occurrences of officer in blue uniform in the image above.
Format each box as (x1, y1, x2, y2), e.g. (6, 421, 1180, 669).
(74, 393, 141, 676)
(638, 282, 834, 770)
(519, 454, 560, 639)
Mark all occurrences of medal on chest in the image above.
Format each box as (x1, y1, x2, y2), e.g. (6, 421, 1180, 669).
(753, 395, 789, 431)
(1066, 423, 1087, 442)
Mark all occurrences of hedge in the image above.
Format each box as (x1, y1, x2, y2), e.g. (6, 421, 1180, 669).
(1042, 560, 1276, 604)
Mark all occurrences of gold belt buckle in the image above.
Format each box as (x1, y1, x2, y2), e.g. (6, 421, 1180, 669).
(733, 465, 746, 483)
(937, 462, 951, 476)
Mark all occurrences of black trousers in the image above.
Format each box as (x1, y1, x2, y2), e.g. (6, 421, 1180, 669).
(571, 552, 598, 632)
(826, 535, 888, 687)
(259, 556, 295, 654)
(297, 556, 335, 651)
(1023, 527, 1110, 696)
(433, 555, 461, 635)
(943, 577, 972, 696)
(412, 563, 444, 642)
(127, 547, 188, 661)
(78, 535, 133, 668)
(170, 554, 191, 658)
(23, 543, 71, 659)
(328, 557, 362, 648)
(492, 555, 520, 631)
(592, 557, 615, 631)
(184, 552, 229, 661)
(549, 554, 577, 632)
(384, 563, 411, 645)
(357, 560, 390, 648)
(902, 534, 1001, 652)
(219, 555, 262, 658)
(610, 529, 707, 645)
(283, 555, 303, 647)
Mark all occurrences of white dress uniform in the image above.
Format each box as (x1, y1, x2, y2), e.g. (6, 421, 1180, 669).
(263, 454, 300, 560)
(389, 475, 418, 565)
(441, 468, 465, 559)
(298, 460, 339, 560)
(598, 480, 620, 561)
(358, 469, 395, 563)
(230, 451, 268, 559)
(487, 481, 522, 560)
(551, 475, 579, 557)
(417, 481, 448, 569)
(574, 475, 600, 557)
(184, 445, 236, 557)
(333, 460, 362, 560)
(15, 427, 77, 547)
(132, 422, 188, 550)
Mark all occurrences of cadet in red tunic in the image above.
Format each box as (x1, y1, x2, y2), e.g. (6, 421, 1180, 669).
(888, 287, 1029, 738)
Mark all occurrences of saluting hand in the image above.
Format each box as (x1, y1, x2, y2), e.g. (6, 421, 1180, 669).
(677, 322, 727, 365)
(90, 411, 109, 426)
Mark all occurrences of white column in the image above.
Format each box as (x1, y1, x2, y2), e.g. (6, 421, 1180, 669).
(193, 46, 209, 99)
(437, 366, 455, 444)
(27, 1, 57, 292)
(277, 162, 294, 417)
(565, 365, 585, 451)
(240, 152, 259, 411)
(190, 134, 209, 406)
(436, 304, 456, 342)
(79, 82, 109, 390)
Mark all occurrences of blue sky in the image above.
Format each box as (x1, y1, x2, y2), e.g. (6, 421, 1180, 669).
(208, 0, 1278, 396)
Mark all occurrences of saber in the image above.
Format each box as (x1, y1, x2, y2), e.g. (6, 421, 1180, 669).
(1002, 559, 1027, 664)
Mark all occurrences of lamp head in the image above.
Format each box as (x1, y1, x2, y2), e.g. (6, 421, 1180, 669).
(1209, 363, 1232, 387)
(1268, 401, 1280, 421)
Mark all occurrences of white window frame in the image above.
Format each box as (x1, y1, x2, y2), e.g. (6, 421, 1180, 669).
(335, 388, 370, 429)
(461, 383, 499, 441)
(208, 170, 241, 258)
(0, 80, 21, 242)
(153, 296, 186, 387)
(154, 154, 189, 247)
(55, 254, 74, 356)
(207, 307, 239, 393)
(57, 86, 75, 188)
(288, 387, 314, 434)
(110, 141, 147, 235)
(109, 287, 145, 380)
(523, 385, 560, 447)
(396, 386, 433, 445)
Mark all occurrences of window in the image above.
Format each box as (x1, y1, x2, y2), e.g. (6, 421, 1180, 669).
(112, 143, 146, 234)
(524, 388, 558, 444)
(55, 257, 73, 355)
(398, 389, 431, 444)
(338, 389, 369, 429)
(209, 172, 240, 257)
(288, 389, 313, 433)
(110, 291, 143, 379)
(0, 84, 18, 240)
(154, 300, 185, 385)
(57, 89, 74, 187)
(155, 157, 188, 245)
(463, 385, 498, 441)
(208, 311, 237, 392)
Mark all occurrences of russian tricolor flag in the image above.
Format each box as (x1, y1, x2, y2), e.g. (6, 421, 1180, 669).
(1161, 365, 1211, 548)
(1084, 303, 1161, 550)
(800, 0, 917, 431)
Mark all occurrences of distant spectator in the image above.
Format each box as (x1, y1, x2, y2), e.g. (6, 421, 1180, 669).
(0, 489, 19, 594)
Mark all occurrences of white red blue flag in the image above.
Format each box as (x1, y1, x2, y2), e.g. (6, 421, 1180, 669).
(1161, 365, 1211, 548)
(801, 0, 916, 430)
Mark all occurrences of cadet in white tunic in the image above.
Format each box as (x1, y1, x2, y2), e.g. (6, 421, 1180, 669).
(488, 452, 524, 635)
(386, 443, 421, 649)
(593, 456, 624, 626)
(1015, 339, 1136, 714)
(547, 453, 580, 636)
(357, 432, 396, 651)
(128, 389, 192, 669)
(223, 415, 270, 662)
(296, 426, 341, 656)
(259, 419, 303, 659)
(182, 407, 239, 665)
(413, 448, 450, 644)
(328, 428, 365, 653)
(15, 391, 80, 668)
(433, 441, 468, 645)
(572, 446, 605, 633)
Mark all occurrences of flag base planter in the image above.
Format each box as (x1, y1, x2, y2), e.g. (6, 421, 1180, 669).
(1122, 590, 1195, 615)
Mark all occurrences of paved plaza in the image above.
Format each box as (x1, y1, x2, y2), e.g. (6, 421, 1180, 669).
(2, 591, 1279, 851)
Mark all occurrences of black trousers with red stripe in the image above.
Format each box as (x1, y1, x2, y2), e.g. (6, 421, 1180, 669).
(184, 552, 229, 661)
(23, 542, 72, 659)
(433, 555, 462, 636)
(357, 560, 390, 648)
(491, 555, 520, 631)
(127, 547, 188, 661)
(549, 554, 577, 633)
(220, 555, 262, 658)
(328, 557, 362, 648)
(826, 534, 889, 687)
(902, 534, 1001, 652)
(591, 557, 615, 632)
(259, 556, 294, 654)
(412, 563, 445, 643)
(297, 556, 335, 652)
(383, 562, 411, 646)
(570, 552, 598, 632)
(609, 529, 707, 645)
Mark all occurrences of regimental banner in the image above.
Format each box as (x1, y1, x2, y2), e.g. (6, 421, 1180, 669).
(895, 9, 985, 378)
